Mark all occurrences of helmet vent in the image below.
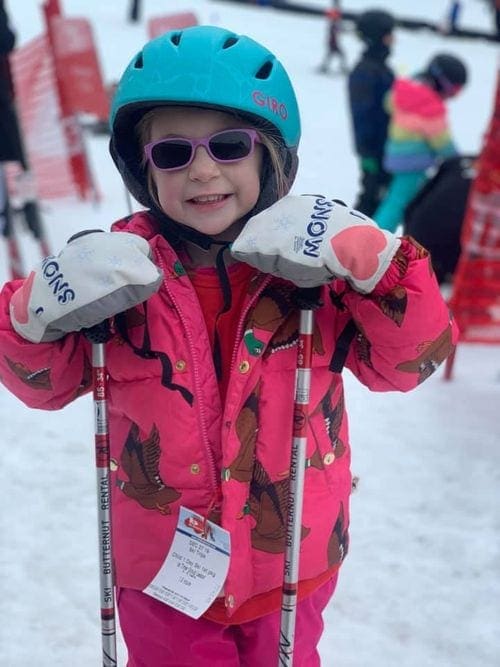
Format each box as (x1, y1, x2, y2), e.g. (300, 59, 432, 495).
(222, 36, 239, 49)
(170, 32, 182, 46)
(255, 60, 273, 80)
(133, 53, 143, 69)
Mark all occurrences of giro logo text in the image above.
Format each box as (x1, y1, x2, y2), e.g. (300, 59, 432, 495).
(252, 90, 288, 120)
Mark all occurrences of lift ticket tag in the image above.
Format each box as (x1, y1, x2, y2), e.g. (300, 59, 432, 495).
(144, 506, 231, 619)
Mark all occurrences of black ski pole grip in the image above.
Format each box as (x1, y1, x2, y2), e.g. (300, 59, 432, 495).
(294, 286, 323, 310)
(83, 320, 112, 344)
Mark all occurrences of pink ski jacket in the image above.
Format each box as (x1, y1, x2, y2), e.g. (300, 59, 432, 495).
(0, 212, 457, 619)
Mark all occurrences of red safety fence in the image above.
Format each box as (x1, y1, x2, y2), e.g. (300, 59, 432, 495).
(7, 34, 78, 200)
(8, 6, 199, 203)
(446, 72, 500, 368)
(48, 16, 109, 120)
(148, 12, 198, 39)
(6, 5, 106, 201)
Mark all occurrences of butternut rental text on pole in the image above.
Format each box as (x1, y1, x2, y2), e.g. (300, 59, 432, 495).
(278, 302, 315, 665)
(88, 323, 118, 666)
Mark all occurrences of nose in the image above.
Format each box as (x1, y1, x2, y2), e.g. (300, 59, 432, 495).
(188, 146, 221, 181)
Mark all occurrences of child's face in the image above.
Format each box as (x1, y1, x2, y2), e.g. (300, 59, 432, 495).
(147, 107, 263, 239)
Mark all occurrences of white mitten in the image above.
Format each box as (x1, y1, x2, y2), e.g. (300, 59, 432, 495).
(232, 195, 401, 293)
(10, 230, 162, 343)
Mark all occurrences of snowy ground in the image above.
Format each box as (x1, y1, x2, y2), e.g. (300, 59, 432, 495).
(1, 1, 499, 666)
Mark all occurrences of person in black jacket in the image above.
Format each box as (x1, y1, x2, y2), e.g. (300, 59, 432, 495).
(0, 1, 23, 168)
(348, 9, 395, 216)
(0, 0, 49, 277)
(0, 0, 20, 247)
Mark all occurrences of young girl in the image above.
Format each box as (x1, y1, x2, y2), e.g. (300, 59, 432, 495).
(0, 26, 457, 666)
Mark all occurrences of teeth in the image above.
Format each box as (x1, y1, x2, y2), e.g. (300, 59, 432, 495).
(192, 194, 225, 203)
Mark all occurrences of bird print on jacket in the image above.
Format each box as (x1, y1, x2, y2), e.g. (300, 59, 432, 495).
(396, 324, 454, 383)
(116, 421, 181, 514)
(377, 285, 408, 327)
(3, 356, 51, 389)
(327, 502, 349, 567)
(225, 385, 310, 553)
(243, 284, 325, 357)
(355, 331, 374, 368)
(75, 353, 93, 398)
(374, 238, 431, 328)
(306, 384, 346, 470)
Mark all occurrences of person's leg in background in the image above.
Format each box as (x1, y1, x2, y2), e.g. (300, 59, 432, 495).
(374, 171, 427, 233)
(0, 163, 24, 279)
(354, 158, 390, 217)
(0, 164, 11, 238)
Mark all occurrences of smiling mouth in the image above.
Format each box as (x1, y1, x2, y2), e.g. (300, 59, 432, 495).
(188, 194, 230, 204)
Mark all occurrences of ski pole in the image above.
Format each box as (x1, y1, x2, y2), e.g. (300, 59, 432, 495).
(86, 322, 118, 666)
(278, 290, 318, 666)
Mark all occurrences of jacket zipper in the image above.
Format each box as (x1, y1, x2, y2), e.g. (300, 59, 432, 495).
(155, 253, 219, 495)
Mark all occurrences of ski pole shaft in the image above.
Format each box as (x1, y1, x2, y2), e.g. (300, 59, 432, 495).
(88, 324, 118, 666)
(278, 305, 315, 666)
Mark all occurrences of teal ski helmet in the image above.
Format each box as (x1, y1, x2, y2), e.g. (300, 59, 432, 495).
(110, 25, 301, 242)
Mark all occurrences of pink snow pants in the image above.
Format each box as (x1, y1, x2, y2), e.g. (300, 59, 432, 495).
(118, 575, 337, 666)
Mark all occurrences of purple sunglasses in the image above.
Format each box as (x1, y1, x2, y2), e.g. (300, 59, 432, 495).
(144, 128, 261, 172)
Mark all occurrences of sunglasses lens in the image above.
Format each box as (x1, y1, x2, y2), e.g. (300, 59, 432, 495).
(151, 140, 192, 170)
(209, 130, 253, 161)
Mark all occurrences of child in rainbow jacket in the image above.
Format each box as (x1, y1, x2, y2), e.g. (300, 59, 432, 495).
(374, 52, 467, 232)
